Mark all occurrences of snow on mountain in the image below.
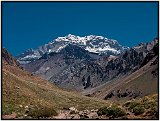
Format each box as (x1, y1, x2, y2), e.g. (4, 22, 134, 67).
(16, 34, 129, 64)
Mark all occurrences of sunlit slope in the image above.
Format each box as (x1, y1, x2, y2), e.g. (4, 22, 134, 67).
(2, 64, 108, 116)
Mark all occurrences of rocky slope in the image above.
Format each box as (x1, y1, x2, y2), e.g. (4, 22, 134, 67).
(83, 39, 158, 101)
(2, 48, 109, 119)
(16, 34, 129, 64)
(2, 48, 20, 67)
(24, 38, 158, 91)
(23, 44, 102, 90)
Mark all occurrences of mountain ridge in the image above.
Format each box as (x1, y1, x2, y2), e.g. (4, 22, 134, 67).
(16, 34, 129, 64)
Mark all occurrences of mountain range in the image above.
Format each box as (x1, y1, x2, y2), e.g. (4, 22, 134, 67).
(16, 34, 129, 64)
(2, 35, 158, 119)
(21, 35, 158, 92)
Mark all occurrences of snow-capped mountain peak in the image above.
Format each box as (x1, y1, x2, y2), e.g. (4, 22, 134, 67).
(16, 34, 129, 64)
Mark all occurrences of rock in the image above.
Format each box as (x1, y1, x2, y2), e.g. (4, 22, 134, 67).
(83, 110, 89, 114)
(91, 109, 98, 112)
(88, 112, 98, 119)
(15, 86, 20, 89)
(19, 105, 23, 108)
(69, 107, 76, 111)
(78, 111, 83, 115)
(69, 114, 80, 119)
(80, 114, 89, 119)
(104, 91, 114, 100)
(2, 112, 17, 119)
(69, 107, 78, 113)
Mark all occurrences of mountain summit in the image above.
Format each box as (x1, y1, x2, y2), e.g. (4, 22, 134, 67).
(16, 34, 129, 64)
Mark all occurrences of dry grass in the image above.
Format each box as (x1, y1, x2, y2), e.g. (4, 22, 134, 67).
(2, 64, 108, 119)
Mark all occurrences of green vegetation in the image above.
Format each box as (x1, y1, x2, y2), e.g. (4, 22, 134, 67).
(123, 94, 158, 119)
(97, 106, 108, 116)
(132, 105, 145, 115)
(27, 106, 57, 119)
(2, 103, 16, 115)
(145, 95, 159, 119)
(97, 104, 126, 118)
(123, 101, 141, 111)
(147, 106, 158, 119)
(123, 100, 145, 115)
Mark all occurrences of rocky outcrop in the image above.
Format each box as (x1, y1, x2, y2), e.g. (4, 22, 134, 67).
(104, 89, 142, 100)
(50, 107, 99, 119)
(140, 40, 158, 67)
(2, 48, 20, 67)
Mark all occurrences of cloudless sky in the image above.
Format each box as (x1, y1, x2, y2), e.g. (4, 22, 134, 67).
(2, 2, 158, 56)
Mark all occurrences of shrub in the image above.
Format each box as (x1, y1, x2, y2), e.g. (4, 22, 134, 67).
(97, 106, 108, 116)
(123, 101, 141, 111)
(97, 105, 126, 118)
(132, 105, 145, 115)
(143, 101, 155, 109)
(123, 101, 131, 107)
(107, 105, 126, 118)
(27, 106, 57, 119)
(2, 103, 15, 115)
(149, 106, 158, 119)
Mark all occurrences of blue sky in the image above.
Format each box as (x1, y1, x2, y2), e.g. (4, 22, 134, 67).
(2, 2, 158, 56)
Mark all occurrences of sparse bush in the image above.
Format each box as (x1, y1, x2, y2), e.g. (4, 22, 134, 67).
(132, 105, 145, 115)
(123, 101, 131, 107)
(143, 101, 155, 109)
(123, 101, 141, 111)
(27, 106, 57, 119)
(2, 103, 15, 115)
(147, 105, 158, 119)
(107, 105, 126, 118)
(97, 106, 108, 116)
(97, 105, 126, 118)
